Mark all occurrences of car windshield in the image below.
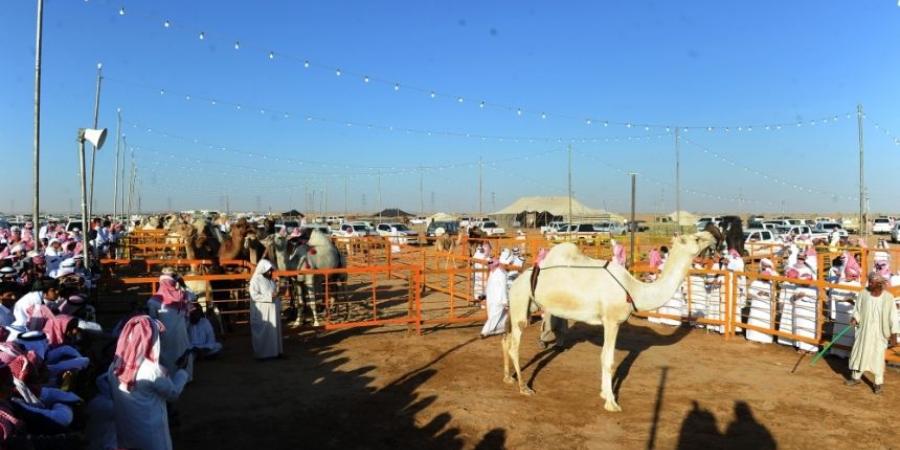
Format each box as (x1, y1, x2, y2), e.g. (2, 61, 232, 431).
(352, 225, 367, 231)
(822, 224, 839, 230)
(875, 219, 889, 223)
(483, 222, 497, 228)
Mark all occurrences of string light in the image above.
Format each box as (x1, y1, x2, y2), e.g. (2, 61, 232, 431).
(163, 20, 170, 28)
(233, 41, 240, 50)
(100, 3, 853, 132)
(198, 31, 205, 40)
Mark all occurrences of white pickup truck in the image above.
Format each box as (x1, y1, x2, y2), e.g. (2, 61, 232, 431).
(813, 222, 848, 239)
(743, 228, 782, 257)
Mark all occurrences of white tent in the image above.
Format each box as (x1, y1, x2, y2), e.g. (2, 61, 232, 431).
(667, 210, 698, 226)
(428, 212, 457, 222)
(491, 196, 624, 227)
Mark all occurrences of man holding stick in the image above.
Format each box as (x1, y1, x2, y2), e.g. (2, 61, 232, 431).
(845, 271, 900, 394)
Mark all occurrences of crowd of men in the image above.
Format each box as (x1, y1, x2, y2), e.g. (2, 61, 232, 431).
(0, 218, 221, 449)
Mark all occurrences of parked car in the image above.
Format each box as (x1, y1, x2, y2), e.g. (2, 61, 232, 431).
(743, 228, 782, 257)
(550, 223, 603, 244)
(593, 221, 626, 235)
(892, 223, 900, 243)
(409, 216, 428, 225)
(814, 222, 848, 238)
(426, 220, 460, 240)
(474, 220, 505, 237)
(873, 217, 893, 234)
(541, 221, 569, 234)
(376, 222, 419, 245)
(814, 216, 835, 224)
(625, 220, 649, 232)
(300, 224, 331, 235)
(334, 222, 377, 238)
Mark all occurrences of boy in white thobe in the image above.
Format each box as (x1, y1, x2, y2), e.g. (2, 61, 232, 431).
(249, 259, 283, 359)
(480, 261, 508, 338)
(845, 272, 899, 395)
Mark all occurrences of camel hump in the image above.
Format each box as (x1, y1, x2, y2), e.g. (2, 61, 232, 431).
(543, 242, 604, 267)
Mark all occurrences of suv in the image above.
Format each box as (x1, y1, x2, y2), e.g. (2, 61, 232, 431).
(743, 228, 781, 257)
(376, 222, 419, 245)
(695, 216, 722, 232)
(594, 221, 626, 235)
(873, 217, 893, 234)
(553, 223, 603, 244)
(892, 223, 900, 243)
(541, 221, 569, 234)
(426, 220, 460, 240)
(334, 222, 377, 238)
(814, 222, 848, 238)
(474, 220, 505, 237)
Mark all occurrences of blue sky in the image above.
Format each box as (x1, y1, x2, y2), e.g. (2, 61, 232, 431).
(1, 0, 899, 215)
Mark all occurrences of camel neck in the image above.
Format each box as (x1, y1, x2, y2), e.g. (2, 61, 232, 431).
(625, 246, 693, 311)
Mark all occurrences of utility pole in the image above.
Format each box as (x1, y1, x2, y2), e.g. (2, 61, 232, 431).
(120, 136, 127, 217)
(112, 109, 121, 219)
(430, 191, 435, 212)
(344, 176, 349, 217)
(478, 157, 483, 216)
(377, 172, 383, 222)
(857, 104, 866, 238)
(419, 167, 424, 216)
(88, 63, 103, 218)
(629, 173, 637, 269)
(568, 144, 573, 225)
(225, 193, 230, 215)
(674, 127, 681, 233)
(491, 191, 496, 211)
(32, 0, 44, 249)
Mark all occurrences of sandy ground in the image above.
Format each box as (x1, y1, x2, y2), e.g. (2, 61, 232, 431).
(171, 318, 899, 450)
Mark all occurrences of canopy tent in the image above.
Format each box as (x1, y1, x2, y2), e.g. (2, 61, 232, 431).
(667, 210, 698, 226)
(428, 212, 457, 222)
(375, 208, 413, 218)
(491, 196, 624, 228)
(281, 209, 305, 217)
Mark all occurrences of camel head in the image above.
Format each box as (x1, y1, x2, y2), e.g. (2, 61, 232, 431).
(672, 231, 718, 257)
(701, 222, 724, 252)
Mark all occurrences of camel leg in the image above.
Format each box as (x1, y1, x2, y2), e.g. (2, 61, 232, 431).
(289, 280, 303, 328)
(600, 320, 622, 412)
(501, 335, 512, 383)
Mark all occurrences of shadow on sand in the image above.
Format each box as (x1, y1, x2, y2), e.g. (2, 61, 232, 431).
(172, 328, 504, 450)
(521, 319, 691, 395)
(675, 400, 776, 450)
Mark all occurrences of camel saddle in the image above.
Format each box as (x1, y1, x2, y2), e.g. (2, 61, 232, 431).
(529, 260, 637, 311)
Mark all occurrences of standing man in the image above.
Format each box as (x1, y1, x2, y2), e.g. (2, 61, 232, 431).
(248, 259, 283, 360)
(845, 271, 899, 394)
(480, 259, 509, 338)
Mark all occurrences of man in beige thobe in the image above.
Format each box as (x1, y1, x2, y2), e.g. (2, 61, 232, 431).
(845, 272, 900, 395)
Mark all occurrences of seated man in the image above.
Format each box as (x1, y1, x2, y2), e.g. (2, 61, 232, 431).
(188, 306, 222, 358)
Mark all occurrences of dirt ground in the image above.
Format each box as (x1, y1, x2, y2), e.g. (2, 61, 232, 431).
(171, 318, 899, 450)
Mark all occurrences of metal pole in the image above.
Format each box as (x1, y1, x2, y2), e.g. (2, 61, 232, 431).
(857, 104, 866, 238)
(32, 0, 44, 250)
(419, 167, 424, 216)
(120, 136, 127, 217)
(478, 157, 483, 216)
(629, 173, 636, 269)
(674, 127, 681, 233)
(112, 109, 121, 220)
(377, 172, 383, 222)
(88, 63, 103, 218)
(344, 176, 349, 217)
(77, 134, 90, 268)
(568, 144, 573, 225)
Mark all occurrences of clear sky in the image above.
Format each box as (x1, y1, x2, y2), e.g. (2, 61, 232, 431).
(1, 0, 899, 216)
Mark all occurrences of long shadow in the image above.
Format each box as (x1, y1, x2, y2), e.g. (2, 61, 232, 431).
(676, 400, 776, 450)
(172, 326, 498, 450)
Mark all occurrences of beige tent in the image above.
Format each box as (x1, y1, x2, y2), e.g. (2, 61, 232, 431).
(491, 196, 624, 228)
(667, 210, 698, 227)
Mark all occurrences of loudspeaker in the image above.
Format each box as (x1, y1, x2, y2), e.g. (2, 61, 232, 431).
(80, 128, 108, 149)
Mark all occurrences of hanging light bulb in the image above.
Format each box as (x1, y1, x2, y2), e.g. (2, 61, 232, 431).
(163, 20, 171, 28)
(585, 119, 592, 125)
(393, 83, 400, 91)
(211, 100, 216, 105)
(541, 112, 547, 119)
(199, 32, 205, 40)
(603, 121, 609, 127)
(457, 97, 464, 103)
(234, 41, 240, 50)
(335, 68, 342, 76)
(159, 89, 165, 95)
(363, 75, 369, 83)
(303, 60, 310, 68)
(268, 51, 275, 60)
(626, 123, 632, 128)
(118, 7, 125, 15)
(185, 95, 191, 101)
(430, 91, 436, 98)
(479, 101, 485, 108)
(236, 105, 241, 110)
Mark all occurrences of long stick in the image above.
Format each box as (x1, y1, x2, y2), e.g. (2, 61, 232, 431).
(32, 0, 43, 250)
(810, 325, 853, 366)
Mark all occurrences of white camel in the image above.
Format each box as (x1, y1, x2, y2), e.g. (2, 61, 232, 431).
(501, 230, 719, 412)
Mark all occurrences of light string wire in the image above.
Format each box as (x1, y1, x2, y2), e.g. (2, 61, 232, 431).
(680, 137, 855, 201)
(106, 77, 673, 146)
(99, 2, 851, 132)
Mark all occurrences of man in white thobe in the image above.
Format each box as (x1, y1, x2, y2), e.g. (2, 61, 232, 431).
(480, 261, 509, 338)
(845, 272, 899, 395)
(249, 259, 283, 359)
